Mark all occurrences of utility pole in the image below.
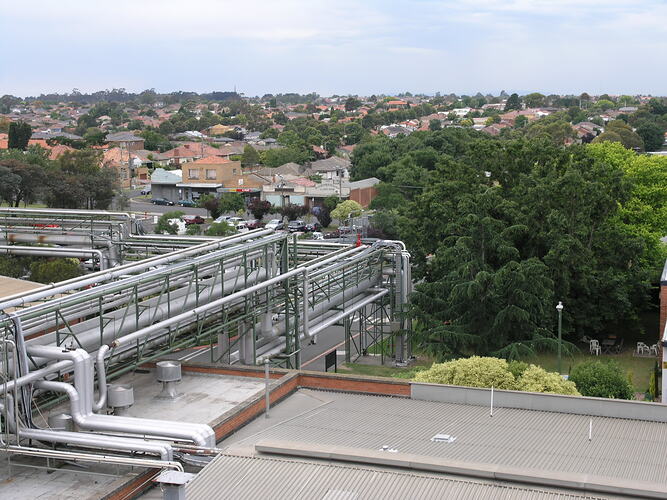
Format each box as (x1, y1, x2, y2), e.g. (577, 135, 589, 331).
(556, 301, 564, 374)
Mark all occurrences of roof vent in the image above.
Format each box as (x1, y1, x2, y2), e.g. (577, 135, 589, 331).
(156, 360, 182, 400)
(48, 413, 73, 432)
(431, 433, 456, 443)
(107, 384, 134, 415)
(379, 445, 398, 453)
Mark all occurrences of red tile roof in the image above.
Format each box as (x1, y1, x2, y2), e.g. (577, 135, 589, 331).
(190, 155, 234, 165)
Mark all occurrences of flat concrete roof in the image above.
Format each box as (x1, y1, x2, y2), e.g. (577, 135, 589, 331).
(1, 368, 266, 500)
(0, 275, 44, 300)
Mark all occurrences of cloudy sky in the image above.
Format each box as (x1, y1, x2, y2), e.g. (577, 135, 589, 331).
(1, 0, 665, 97)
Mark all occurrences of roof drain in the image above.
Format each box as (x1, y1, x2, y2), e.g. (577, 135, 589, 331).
(156, 361, 182, 400)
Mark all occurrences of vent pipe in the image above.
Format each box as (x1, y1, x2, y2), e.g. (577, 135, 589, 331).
(107, 384, 134, 415)
(156, 361, 182, 400)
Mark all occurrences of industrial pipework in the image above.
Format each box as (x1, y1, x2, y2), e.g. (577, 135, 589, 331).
(0, 207, 412, 474)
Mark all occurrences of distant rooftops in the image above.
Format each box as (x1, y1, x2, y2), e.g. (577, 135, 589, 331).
(106, 131, 143, 142)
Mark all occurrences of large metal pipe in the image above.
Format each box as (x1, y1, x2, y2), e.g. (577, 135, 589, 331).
(16, 427, 174, 461)
(36, 380, 215, 448)
(0, 228, 275, 310)
(29, 345, 216, 448)
(0, 444, 184, 472)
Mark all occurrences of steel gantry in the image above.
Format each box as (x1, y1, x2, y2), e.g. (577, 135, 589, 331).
(0, 207, 411, 470)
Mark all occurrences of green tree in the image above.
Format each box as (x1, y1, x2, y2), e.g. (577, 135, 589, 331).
(429, 119, 442, 131)
(83, 127, 107, 146)
(155, 211, 185, 235)
(504, 93, 521, 111)
(242, 145, 260, 167)
(523, 93, 545, 108)
(218, 193, 245, 214)
(139, 130, 172, 152)
(331, 200, 363, 221)
(635, 122, 665, 152)
(30, 258, 82, 284)
(0, 165, 22, 205)
(198, 194, 221, 219)
(323, 195, 339, 211)
(8, 121, 32, 150)
(0, 158, 47, 207)
(345, 97, 362, 112)
(569, 361, 634, 399)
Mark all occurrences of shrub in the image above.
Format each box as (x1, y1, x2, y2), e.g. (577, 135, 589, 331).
(507, 360, 529, 378)
(248, 198, 271, 220)
(414, 356, 517, 390)
(155, 211, 184, 235)
(205, 222, 236, 237)
(0, 255, 25, 278)
(280, 203, 307, 221)
(30, 258, 82, 284)
(569, 361, 634, 399)
(414, 356, 580, 396)
(515, 365, 579, 395)
(318, 207, 332, 228)
(186, 224, 202, 235)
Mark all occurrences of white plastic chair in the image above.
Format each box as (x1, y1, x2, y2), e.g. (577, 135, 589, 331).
(650, 344, 659, 356)
(590, 339, 601, 355)
(636, 342, 649, 356)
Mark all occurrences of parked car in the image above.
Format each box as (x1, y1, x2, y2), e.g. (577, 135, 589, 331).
(177, 199, 197, 207)
(151, 197, 174, 206)
(305, 222, 322, 232)
(288, 220, 307, 233)
(236, 222, 249, 233)
(213, 215, 232, 224)
(182, 215, 205, 225)
(265, 219, 284, 230)
(140, 187, 151, 195)
(246, 219, 263, 229)
(228, 217, 245, 226)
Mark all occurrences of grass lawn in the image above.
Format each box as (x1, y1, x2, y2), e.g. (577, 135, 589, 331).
(525, 350, 657, 393)
(338, 358, 432, 379)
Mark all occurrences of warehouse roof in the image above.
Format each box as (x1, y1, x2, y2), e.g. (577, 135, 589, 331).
(186, 454, 604, 500)
(210, 388, 667, 498)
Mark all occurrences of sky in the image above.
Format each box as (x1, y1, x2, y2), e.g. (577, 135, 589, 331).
(1, 0, 666, 97)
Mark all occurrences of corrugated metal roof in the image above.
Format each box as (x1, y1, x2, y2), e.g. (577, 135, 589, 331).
(186, 454, 604, 500)
(219, 389, 667, 486)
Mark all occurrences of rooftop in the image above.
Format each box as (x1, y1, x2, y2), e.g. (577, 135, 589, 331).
(106, 131, 143, 142)
(210, 387, 667, 498)
(187, 454, 600, 500)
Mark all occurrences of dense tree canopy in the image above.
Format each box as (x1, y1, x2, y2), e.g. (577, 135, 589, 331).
(351, 128, 658, 360)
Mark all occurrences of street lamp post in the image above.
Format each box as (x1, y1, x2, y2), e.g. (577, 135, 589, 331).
(556, 301, 564, 374)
